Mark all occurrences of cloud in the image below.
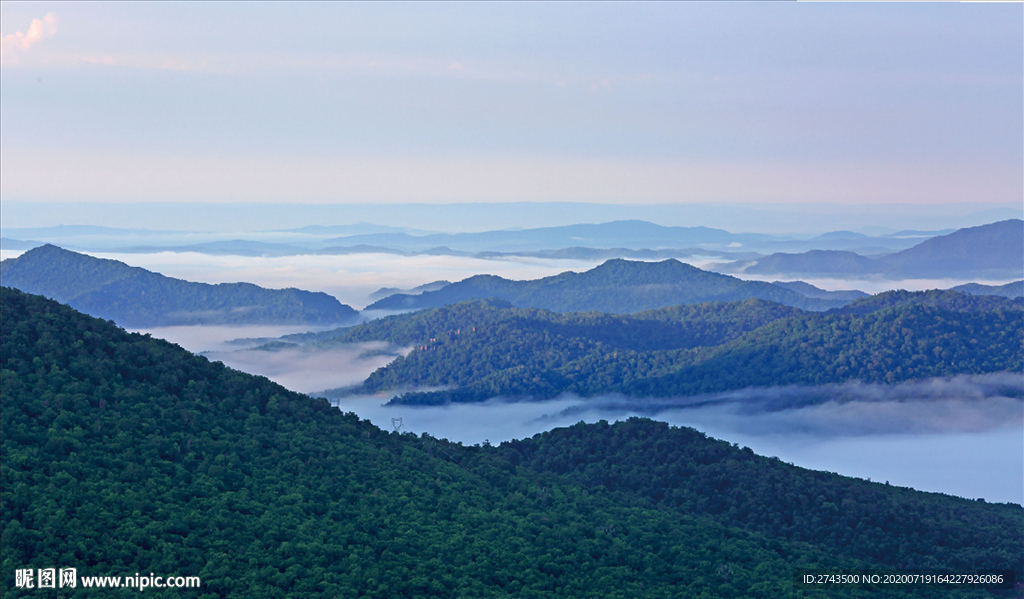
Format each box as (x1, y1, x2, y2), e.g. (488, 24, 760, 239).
(1, 13, 57, 64)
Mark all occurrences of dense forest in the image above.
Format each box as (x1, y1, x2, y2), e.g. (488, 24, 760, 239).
(306, 291, 1024, 405)
(2, 287, 1020, 597)
(0, 245, 359, 327)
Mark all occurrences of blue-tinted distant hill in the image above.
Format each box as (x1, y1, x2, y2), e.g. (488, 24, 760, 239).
(366, 258, 853, 313)
(879, 219, 1023, 278)
(0, 245, 358, 327)
(726, 220, 1023, 279)
(770, 280, 869, 302)
(322, 220, 770, 253)
(743, 250, 883, 276)
(0, 237, 44, 251)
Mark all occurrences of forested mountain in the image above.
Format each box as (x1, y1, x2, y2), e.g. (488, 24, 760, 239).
(2, 287, 1020, 597)
(0, 245, 358, 327)
(366, 258, 850, 313)
(321, 291, 1023, 405)
(828, 289, 1023, 316)
(499, 420, 1023, 575)
(952, 281, 1023, 299)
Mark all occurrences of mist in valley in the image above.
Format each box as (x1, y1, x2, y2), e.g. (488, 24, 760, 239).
(326, 374, 1023, 505)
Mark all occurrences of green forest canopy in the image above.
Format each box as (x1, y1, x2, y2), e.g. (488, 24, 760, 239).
(300, 291, 1024, 405)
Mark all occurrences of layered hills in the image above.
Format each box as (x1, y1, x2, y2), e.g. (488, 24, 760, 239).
(0, 245, 358, 328)
(2, 286, 1020, 597)
(316, 291, 1024, 405)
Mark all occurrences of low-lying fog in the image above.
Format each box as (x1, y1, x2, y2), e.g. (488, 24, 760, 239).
(330, 376, 1023, 506)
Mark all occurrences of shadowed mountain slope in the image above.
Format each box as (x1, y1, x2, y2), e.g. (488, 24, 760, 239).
(0, 245, 358, 327)
(879, 219, 1023, 278)
(725, 220, 1022, 279)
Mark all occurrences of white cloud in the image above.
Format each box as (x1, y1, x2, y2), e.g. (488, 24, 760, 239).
(1, 12, 57, 64)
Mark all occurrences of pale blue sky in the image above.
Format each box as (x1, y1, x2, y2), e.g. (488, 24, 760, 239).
(1, 2, 1021, 206)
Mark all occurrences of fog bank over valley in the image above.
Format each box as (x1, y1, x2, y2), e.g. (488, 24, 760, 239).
(329, 376, 1023, 505)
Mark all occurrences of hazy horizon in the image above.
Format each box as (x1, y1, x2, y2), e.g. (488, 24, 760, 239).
(1, 200, 1021, 239)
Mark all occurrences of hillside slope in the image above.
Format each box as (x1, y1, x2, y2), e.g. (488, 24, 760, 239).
(0, 245, 358, 327)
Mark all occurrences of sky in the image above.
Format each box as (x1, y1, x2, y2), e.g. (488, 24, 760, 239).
(1, 2, 1022, 210)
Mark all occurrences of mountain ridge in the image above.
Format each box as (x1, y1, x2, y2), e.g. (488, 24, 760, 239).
(733, 220, 1022, 278)
(366, 258, 849, 313)
(0, 245, 358, 327)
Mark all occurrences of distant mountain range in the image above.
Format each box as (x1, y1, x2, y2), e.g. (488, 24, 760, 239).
(731, 219, 1023, 279)
(365, 258, 856, 313)
(19, 218, 1006, 282)
(319, 220, 770, 253)
(0, 245, 359, 327)
(3, 218, 951, 258)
